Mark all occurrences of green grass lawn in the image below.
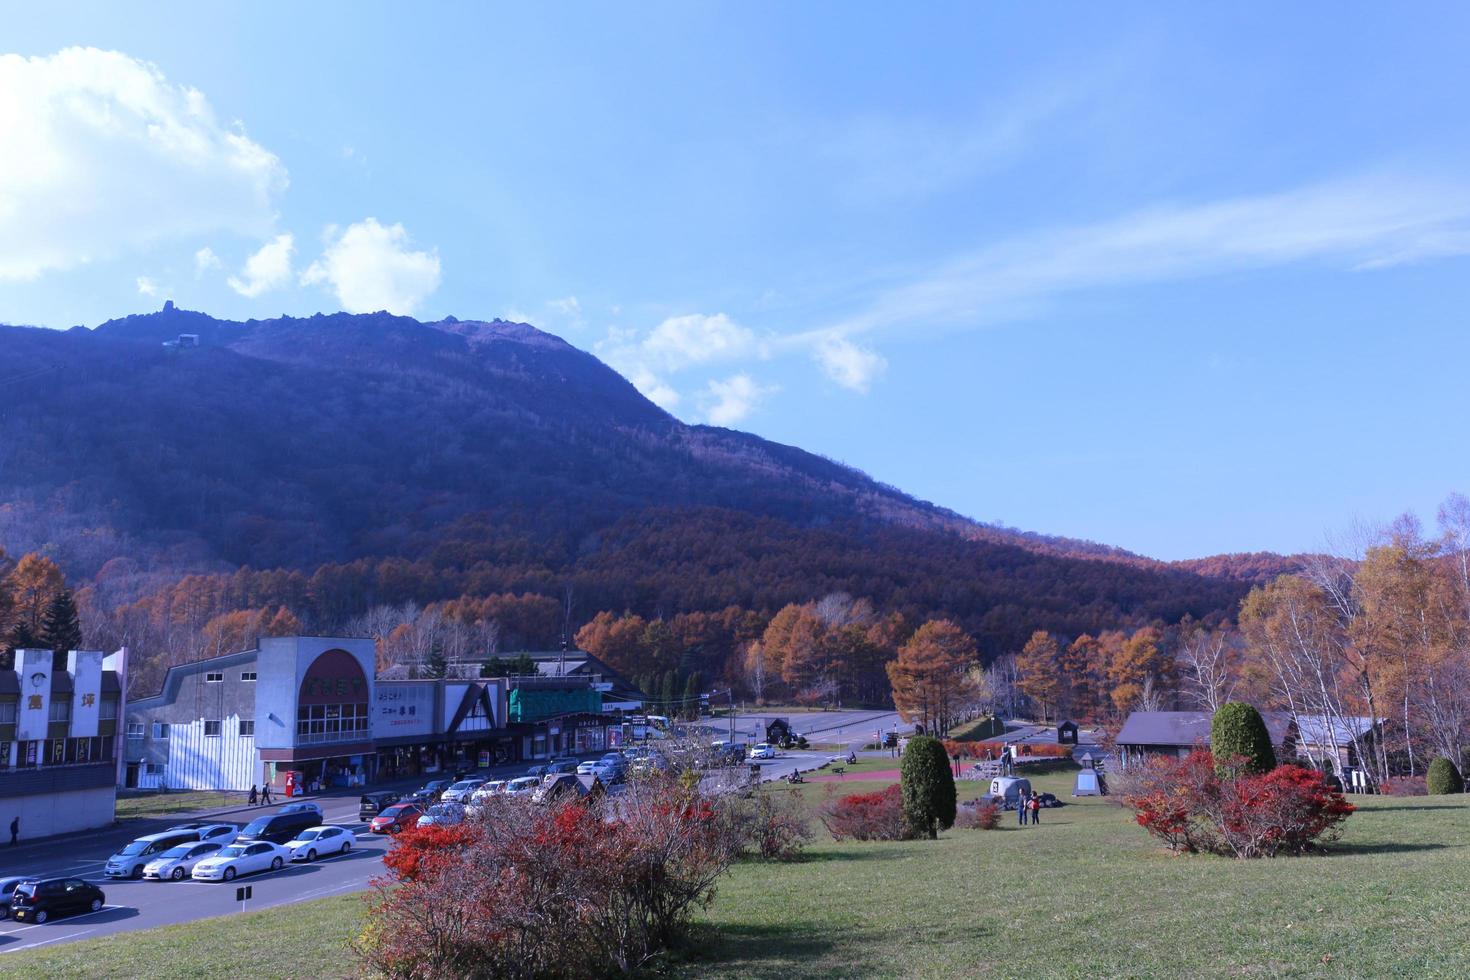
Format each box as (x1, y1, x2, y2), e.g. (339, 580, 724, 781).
(0, 892, 365, 979)
(14, 768, 1468, 979)
(114, 789, 247, 821)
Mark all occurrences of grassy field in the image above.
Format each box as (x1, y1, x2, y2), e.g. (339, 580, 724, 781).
(114, 789, 247, 821)
(12, 766, 1468, 979)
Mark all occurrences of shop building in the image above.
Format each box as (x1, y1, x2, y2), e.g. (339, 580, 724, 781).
(0, 648, 128, 837)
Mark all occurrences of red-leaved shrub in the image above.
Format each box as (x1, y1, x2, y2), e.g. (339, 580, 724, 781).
(1381, 775, 1427, 796)
(818, 784, 912, 841)
(954, 799, 1002, 830)
(1120, 749, 1354, 858)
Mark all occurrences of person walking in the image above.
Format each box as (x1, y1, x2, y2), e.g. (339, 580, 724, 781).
(1016, 789, 1029, 827)
(248, 784, 258, 806)
(260, 781, 273, 806)
(8, 816, 17, 846)
(1029, 794, 1041, 826)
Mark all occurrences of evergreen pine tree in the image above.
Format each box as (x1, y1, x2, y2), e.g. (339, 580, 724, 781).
(41, 588, 83, 669)
(425, 637, 449, 679)
(899, 735, 957, 839)
(1210, 702, 1277, 776)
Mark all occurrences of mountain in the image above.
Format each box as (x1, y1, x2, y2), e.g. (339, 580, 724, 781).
(0, 304, 1255, 659)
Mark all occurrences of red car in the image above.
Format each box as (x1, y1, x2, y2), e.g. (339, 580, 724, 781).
(369, 802, 425, 834)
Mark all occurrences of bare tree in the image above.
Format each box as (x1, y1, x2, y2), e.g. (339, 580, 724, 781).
(1176, 628, 1237, 714)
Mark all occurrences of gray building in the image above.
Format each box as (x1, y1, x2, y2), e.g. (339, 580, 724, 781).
(1, 648, 128, 837)
(125, 636, 519, 791)
(1115, 709, 1298, 770)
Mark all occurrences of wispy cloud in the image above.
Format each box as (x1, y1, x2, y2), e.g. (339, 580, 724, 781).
(228, 233, 294, 298)
(822, 172, 1470, 338)
(702, 373, 778, 426)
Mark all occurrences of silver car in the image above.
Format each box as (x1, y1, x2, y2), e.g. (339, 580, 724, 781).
(143, 841, 225, 881)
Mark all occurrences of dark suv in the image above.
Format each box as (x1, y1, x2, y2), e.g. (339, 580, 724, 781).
(359, 791, 400, 821)
(238, 808, 321, 845)
(9, 878, 106, 924)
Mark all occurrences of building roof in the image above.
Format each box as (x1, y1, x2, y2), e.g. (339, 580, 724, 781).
(1116, 710, 1295, 748)
(1295, 715, 1379, 747)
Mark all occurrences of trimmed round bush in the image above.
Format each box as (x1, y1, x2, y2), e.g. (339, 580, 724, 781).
(900, 735, 956, 839)
(1211, 702, 1276, 775)
(1426, 756, 1464, 795)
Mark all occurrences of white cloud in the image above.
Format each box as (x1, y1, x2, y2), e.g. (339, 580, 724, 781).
(301, 218, 441, 314)
(227, 233, 294, 298)
(813, 335, 887, 393)
(703, 373, 778, 427)
(547, 296, 581, 316)
(629, 368, 681, 411)
(0, 47, 287, 280)
(135, 276, 160, 297)
(642, 313, 760, 370)
(824, 172, 1470, 339)
(194, 246, 222, 276)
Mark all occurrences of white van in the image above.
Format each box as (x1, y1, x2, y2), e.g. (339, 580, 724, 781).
(988, 776, 1032, 809)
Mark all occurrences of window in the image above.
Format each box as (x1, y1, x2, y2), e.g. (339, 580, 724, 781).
(240, 671, 257, 682)
(0, 702, 15, 724)
(205, 672, 224, 683)
(296, 702, 369, 740)
(152, 722, 170, 740)
(239, 720, 255, 737)
(145, 763, 164, 776)
(100, 698, 118, 720)
(203, 720, 222, 737)
(126, 722, 144, 739)
(49, 699, 71, 723)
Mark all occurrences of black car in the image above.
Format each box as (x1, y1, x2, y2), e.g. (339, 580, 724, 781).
(237, 808, 321, 845)
(359, 791, 401, 821)
(416, 779, 453, 802)
(9, 878, 106, 924)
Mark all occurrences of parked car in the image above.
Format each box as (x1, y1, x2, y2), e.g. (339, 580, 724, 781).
(143, 841, 224, 881)
(191, 841, 290, 881)
(165, 822, 238, 846)
(504, 776, 540, 796)
(415, 779, 453, 802)
(359, 791, 401, 821)
(441, 778, 487, 803)
(238, 808, 322, 845)
(370, 802, 426, 834)
(468, 781, 507, 808)
(417, 802, 466, 828)
(276, 801, 324, 820)
(591, 758, 627, 783)
(525, 764, 550, 778)
(106, 829, 203, 878)
(546, 760, 578, 775)
(283, 825, 354, 862)
(8, 878, 105, 923)
(748, 743, 777, 760)
(0, 876, 29, 919)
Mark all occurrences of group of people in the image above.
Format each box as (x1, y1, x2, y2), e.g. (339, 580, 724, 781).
(1016, 787, 1043, 826)
(246, 783, 275, 806)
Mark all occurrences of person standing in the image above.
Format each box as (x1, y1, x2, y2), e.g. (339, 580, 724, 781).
(8, 816, 17, 846)
(248, 784, 258, 806)
(1029, 794, 1041, 826)
(261, 781, 273, 806)
(1016, 788, 1029, 827)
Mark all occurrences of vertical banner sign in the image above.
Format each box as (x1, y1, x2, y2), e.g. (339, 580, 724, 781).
(69, 650, 103, 738)
(17, 649, 53, 742)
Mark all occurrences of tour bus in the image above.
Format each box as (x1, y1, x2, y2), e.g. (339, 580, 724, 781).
(625, 714, 672, 741)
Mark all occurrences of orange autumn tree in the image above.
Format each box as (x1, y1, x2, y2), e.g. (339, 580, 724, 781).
(1015, 630, 1062, 722)
(886, 619, 977, 736)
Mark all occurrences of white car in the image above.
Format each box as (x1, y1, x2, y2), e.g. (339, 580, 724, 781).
(416, 802, 465, 828)
(165, 822, 239, 847)
(504, 776, 540, 796)
(191, 841, 290, 882)
(749, 743, 777, 760)
(440, 778, 487, 803)
(283, 825, 354, 862)
(143, 841, 226, 881)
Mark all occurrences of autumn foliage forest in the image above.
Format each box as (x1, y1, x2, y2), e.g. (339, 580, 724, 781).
(2, 306, 1286, 702)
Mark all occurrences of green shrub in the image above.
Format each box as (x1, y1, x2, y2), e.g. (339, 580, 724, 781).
(900, 735, 956, 839)
(1210, 702, 1276, 776)
(1426, 757, 1464, 795)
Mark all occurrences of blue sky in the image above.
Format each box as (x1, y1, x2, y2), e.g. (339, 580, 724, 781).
(5, 4, 1470, 560)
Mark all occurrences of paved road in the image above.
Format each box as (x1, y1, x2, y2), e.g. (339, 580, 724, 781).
(699, 708, 905, 747)
(0, 790, 389, 956)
